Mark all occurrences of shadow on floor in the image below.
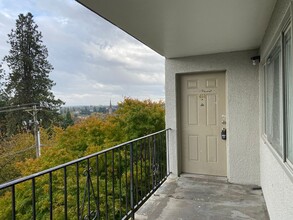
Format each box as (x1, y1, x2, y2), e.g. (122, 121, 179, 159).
(135, 174, 269, 220)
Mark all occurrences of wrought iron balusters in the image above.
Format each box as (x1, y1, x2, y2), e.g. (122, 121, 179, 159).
(0, 129, 170, 220)
(80, 167, 99, 220)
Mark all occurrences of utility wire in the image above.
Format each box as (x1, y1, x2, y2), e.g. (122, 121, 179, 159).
(0, 103, 39, 110)
(0, 145, 35, 159)
(0, 106, 56, 113)
(0, 106, 52, 113)
(0, 106, 34, 113)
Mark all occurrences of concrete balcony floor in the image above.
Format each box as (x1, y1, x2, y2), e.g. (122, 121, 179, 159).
(136, 174, 269, 220)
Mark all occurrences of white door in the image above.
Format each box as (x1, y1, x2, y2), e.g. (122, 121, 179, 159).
(180, 72, 227, 176)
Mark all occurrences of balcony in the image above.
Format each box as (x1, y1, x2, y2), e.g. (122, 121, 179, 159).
(135, 175, 269, 219)
(0, 129, 268, 219)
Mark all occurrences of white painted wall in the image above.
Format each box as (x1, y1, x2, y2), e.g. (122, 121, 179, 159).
(165, 50, 260, 185)
(259, 0, 293, 219)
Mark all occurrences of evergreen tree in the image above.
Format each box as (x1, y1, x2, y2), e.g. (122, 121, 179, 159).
(61, 110, 74, 129)
(0, 13, 64, 135)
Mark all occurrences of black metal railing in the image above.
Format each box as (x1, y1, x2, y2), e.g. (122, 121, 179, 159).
(0, 129, 170, 220)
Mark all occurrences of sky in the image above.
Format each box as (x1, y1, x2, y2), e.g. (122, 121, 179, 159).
(0, 0, 165, 106)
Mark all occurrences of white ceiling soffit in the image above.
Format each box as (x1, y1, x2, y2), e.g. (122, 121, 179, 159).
(77, 0, 277, 58)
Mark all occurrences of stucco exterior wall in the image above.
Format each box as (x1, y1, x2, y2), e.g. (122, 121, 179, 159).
(260, 0, 291, 56)
(165, 50, 260, 185)
(260, 141, 293, 219)
(259, 0, 293, 219)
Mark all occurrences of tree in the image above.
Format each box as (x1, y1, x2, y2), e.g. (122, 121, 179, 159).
(0, 13, 64, 135)
(61, 110, 74, 129)
(0, 132, 35, 184)
(0, 98, 166, 219)
(107, 98, 165, 142)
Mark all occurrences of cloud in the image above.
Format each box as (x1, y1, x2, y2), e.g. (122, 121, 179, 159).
(0, 0, 165, 106)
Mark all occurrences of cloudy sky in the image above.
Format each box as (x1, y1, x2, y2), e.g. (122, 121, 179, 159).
(0, 0, 165, 106)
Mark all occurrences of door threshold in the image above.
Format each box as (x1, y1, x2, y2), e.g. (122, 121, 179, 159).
(180, 173, 228, 183)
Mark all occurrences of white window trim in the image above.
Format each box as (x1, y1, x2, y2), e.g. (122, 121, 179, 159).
(261, 4, 293, 180)
(283, 26, 292, 162)
(263, 37, 283, 156)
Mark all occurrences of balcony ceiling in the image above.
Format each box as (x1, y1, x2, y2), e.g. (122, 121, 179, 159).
(77, 0, 277, 58)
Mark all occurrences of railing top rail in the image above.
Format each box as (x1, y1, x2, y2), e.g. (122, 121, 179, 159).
(0, 128, 171, 190)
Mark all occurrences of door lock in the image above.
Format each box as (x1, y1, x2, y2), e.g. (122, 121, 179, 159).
(221, 128, 227, 140)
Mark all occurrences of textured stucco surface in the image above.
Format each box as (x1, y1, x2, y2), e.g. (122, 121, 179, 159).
(259, 0, 293, 219)
(260, 141, 293, 219)
(260, 0, 291, 56)
(165, 50, 260, 185)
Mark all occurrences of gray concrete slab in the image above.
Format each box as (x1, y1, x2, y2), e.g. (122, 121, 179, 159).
(135, 174, 269, 220)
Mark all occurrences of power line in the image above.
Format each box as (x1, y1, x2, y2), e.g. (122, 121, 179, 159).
(0, 103, 40, 113)
(0, 145, 35, 159)
(0, 106, 35, 113)
(0, 106, 51, 113)
(0, 103, 39, 110)
(0, 105, 57, 113)
(0, 100, 60, 110)
(0, 103, 57, 158)
(0, 104, 42, 158)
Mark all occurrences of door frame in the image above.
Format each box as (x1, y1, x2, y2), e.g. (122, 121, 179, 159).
(175, 70, 228, 176)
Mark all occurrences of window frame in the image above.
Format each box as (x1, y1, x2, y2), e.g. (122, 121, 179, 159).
(283, 26, 293, 164)
(264, 39, 283, 156)
(262, 14, 293, 171)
